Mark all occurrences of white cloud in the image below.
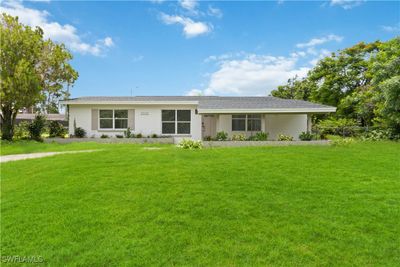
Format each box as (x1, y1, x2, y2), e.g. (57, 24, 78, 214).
(296, 34, 343, 48)
(0, 0, 113, 56)
(330, 0, 364, 9)
(207, 5, 223, 18)
(191, 53, 310, 96)
(103, 37, 114, 47)
(191, 43, 339, 96)
(309, 49, 332, 66)
(179, 0, 198, 11)
(160, 13, 211, 38)
(381, 24, 400, 33)
(186, 88, 203, 96)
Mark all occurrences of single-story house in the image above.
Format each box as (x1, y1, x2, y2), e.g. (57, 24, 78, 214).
(61, 96, 336, 140)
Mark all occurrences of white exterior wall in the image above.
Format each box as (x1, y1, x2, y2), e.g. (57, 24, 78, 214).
(214, 113, 307, 140)
(265, 114, 307, 140)
(68, 104, 202, 140)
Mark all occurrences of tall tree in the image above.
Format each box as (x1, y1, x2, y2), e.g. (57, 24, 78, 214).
(0, 14, 78, 140)
(309, 41, 380, 107)
(271, 75, 316, 101)
(369, 37, 400, 133)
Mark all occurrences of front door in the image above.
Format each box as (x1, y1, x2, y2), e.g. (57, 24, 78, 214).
(202, 115, 216, 139)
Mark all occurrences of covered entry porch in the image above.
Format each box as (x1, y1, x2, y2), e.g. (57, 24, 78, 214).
(201, 113, 312, 141)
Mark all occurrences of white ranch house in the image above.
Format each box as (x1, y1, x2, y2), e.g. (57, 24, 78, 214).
(61, 96, 336, 140)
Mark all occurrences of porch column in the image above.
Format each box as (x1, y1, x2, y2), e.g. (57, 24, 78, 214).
(215, 114, 220, 132)
(307, 114, 312, 132)
(262, 114, 266, 132)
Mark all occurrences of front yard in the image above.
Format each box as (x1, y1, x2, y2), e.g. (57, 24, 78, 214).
(1, 142, 399, 265)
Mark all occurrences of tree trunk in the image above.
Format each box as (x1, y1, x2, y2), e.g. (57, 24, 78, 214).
(1, 107, 17, 141)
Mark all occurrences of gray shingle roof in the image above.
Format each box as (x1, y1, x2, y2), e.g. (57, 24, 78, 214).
(64, 96, 335, 110)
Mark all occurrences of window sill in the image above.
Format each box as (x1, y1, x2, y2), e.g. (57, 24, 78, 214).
(98, 129, 127, 132)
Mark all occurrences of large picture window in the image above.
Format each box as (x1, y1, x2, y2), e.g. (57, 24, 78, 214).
(162, 110, 191, 134)
(232, 115, 246, 131)
(99, 109, 128, 129)
(232, 114, 262, 132)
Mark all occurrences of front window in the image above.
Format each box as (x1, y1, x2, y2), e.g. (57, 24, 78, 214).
(232, 114, 262, 132)
(232, 115, 246, 131)
(99, 109, 128, 129)
(162, 110, 191, 134)
(247, 114, 261, 131)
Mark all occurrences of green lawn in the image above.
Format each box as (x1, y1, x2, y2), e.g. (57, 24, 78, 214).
(1, 142, 399, 266)
(0, 140, 168, 156)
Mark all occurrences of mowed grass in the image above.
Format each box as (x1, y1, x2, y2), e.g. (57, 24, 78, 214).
(0, 140, 169, 156)
(1, 142, 399, 266)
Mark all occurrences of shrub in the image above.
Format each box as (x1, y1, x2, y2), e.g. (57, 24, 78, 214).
(100, 134, 109, 139)
(317, 118, 359, 137)
(177, 139, 203, 149)
(136, 133, 143, 138)
(232, 134, 246, 141)
(361, 129, 390, 141)
(28, 114, 47, 142)
(116, 134, 124, 138)
(49, 121, 67, 138)
(124, 127, 133, 138)
(203, 135, 212, 141)
(151, 134, 158, 138)
(14, 121, 30, 140)
(74, 127, 86, 138)
(299, 131, 313, 141)
(277, 134, 293, 141)
(331, 137, 355, 147)
(216, 131, 228, 141)
(255, 132, 268, 141)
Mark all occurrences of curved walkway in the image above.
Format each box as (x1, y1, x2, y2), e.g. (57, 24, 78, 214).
(0, 150, 100, 163)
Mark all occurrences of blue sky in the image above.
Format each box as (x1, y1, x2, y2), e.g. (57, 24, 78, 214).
(2, 0, 399, 97)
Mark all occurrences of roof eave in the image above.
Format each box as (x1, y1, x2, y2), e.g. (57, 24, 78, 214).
(197, 108, 336, 114)
(60, 100, 199, 105)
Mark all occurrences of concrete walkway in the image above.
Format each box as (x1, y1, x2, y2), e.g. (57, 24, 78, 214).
(0, 150, 100, 163)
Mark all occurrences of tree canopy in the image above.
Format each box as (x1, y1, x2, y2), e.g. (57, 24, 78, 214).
(0, 13, 78, 140)
(271, 37, 400, 135)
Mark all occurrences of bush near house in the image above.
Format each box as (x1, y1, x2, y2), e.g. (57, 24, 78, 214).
(74, 127, 86, 138)
(28, 114, 47, 142)
(216, 131, 228, 141)
(232, 134, 246, 141)
(124, 127, 133, 138)
(299, 131, 314, 141)
(177, 139, 203, 149)
(13, 121, 30, 140)
(277, 134, 294, 141)
(316, 118, 359, 138)
(254, 131, 268, 141)
(48, 121, 67, 138)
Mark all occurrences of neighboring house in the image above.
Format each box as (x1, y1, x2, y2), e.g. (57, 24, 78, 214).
(0, 113, 67, 126)
(15, 113, 67, 126)
(61, 96, 336, 140)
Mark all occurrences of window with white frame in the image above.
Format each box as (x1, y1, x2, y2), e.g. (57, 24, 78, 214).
(99, 110, 128, 129)
(232, 114, 262, 131)
(162, 110, 191, 134)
